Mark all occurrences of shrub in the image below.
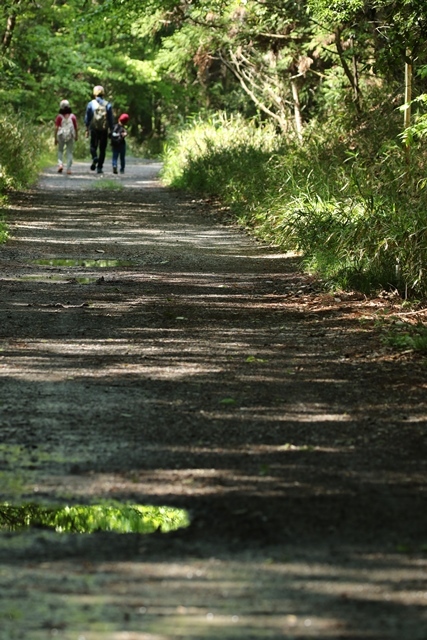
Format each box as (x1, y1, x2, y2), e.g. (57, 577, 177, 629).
(0, 110, 50, 192)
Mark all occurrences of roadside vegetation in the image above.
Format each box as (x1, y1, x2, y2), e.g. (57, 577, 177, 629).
(1, 1, 427, 302)
(0, 113, 51, 242)
(162, 98, 427, 298)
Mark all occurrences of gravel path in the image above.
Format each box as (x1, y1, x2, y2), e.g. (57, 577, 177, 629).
(0, 159, 426, 639)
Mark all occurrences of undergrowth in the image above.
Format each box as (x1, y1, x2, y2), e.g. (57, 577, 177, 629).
(378, 316, 427, 354)
(0, 213, 8, 244)
(0, 110, 49, 192)
(0, 111, 51, 245)
(162, 104, 427, 299)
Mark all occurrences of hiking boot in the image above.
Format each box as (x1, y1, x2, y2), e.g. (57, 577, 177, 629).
(58, 165, 63, 173)
(97, 168, 103, 174)
(66, 170, 72, 175)
(120, 169, 124, 174)
(113, 166, 118, 174)
(90, 160, 97, 171)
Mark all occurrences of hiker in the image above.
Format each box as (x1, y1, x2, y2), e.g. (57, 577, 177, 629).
(111, 113, 129, 175)
(54, 99, 78, 175)
(84, 85, 113, 174)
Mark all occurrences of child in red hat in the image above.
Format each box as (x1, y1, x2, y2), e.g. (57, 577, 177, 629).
(111, 113, 129, 174)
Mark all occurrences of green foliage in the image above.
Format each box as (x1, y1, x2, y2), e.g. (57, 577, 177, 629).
(381, 320, 427, 353)
(308, 0, 364, 23)
(0, 502, 190, 534)
(0, 0, 162, 139)
(0, 111, 49, 192)
(0, 214, 8, 245)
(162, 112, 280, 200)
(400, 92, 427, 147)
(163, 103, 427, 298)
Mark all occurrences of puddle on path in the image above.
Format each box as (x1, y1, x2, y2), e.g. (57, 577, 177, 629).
(0, 503, 189, 534)
(33, 259, 135, 268)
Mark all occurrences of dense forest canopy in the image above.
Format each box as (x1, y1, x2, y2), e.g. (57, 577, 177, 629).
(1, 0, 427, 139)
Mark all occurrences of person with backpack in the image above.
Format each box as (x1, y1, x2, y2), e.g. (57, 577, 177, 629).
(54, 100, 78, 175)
(111, 113, 129, 175)
(84, 85, 113, 175)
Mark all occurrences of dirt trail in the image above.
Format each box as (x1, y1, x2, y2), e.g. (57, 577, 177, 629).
(0, 159, 426, 639)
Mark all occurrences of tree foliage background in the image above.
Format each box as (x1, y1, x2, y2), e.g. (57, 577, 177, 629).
(2, 0, 427, 138)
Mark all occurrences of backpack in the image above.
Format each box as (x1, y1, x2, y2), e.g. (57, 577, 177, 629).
(91, 98, 108, 131)
(57, 114, 75, 142)
(111, 123, 126, 147)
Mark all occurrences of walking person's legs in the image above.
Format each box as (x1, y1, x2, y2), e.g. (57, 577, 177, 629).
(97, 131, 109, 173)
(65, 139, 74, 173)
(57, 139, 65, 172)
(119, 144, 126, 173)
(112, 147, 119, 173)
(90, 130, 99, 170)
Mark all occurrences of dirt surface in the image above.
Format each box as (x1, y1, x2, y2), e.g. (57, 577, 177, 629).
(0, 158, 426, 639)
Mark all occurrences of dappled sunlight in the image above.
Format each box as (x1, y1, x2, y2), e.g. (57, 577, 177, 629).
(0, 548, 425, 639)
(39, 466, 318, 499)
(5, 182, 294, 260)
(1, 165, 426, 640)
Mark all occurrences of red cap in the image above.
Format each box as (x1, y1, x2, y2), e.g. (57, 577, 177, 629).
(118, 113, 129, 124)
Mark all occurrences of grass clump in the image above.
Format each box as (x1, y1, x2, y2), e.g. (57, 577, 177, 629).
(0, 110, 51, 245)
(92, 178, 124, 190)
(0, 214, 8, 244)
(381, 320, 427, 354)
(162, 112, 281, 206)
(0, 111, 49, 192)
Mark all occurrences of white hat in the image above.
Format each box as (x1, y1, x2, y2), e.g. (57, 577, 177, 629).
(60, 99, 70, 109)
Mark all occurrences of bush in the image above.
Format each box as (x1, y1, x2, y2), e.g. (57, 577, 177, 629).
(0, 111, 50, 192)
(162, 112, 281, 200)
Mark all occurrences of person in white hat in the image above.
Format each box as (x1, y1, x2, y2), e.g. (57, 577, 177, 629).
(84, 85, 113, 174)
(54, 99, 78, 175)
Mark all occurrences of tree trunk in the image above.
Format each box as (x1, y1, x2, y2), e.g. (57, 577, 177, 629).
(404, 49, 412, 164)
(1, 0, 21, 53)
(291, 77, 303, 142)
(335, 28, 361, 113)
(351, 36, 359, 105)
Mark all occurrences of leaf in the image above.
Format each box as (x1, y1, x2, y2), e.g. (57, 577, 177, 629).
(259, 464, 270, 476)
(246, 355, 267, 363)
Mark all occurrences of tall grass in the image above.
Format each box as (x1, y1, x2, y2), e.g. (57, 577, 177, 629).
(162, 112, 281, 203)
(0, 212, 8, 244)
(0, 111, 49, 191)
(162, 108, 427, 298)
(0, 111, 51, 245)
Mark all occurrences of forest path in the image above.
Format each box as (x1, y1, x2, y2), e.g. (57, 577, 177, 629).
(0, 159, 426, 639)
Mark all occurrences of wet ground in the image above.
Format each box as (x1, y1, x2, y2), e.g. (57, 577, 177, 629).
(0, 158, 426, 639)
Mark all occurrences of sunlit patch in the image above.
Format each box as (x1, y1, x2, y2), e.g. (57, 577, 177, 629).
(0, 503, 190, 534)
(16, 274, 99, 284)
(32, 258, 135, 268)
